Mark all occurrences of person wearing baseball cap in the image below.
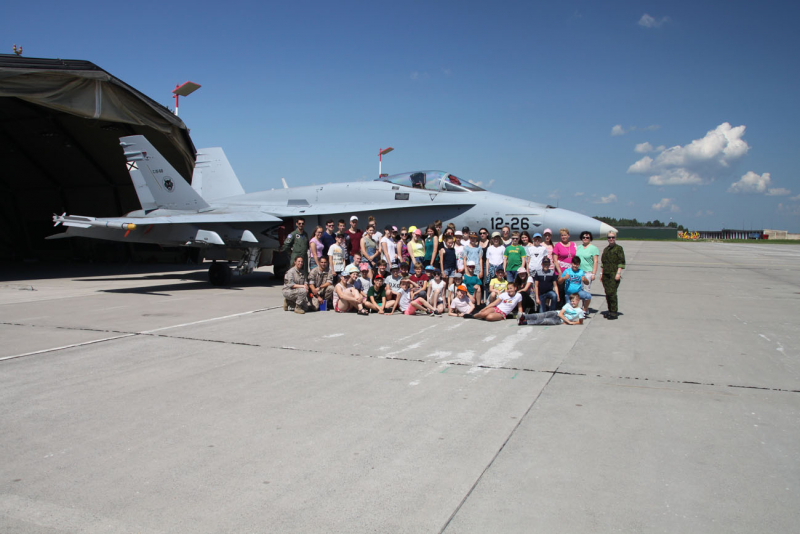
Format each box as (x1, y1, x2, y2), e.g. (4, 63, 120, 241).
(384, 261, 403, 298)
(449, 283, 475, 317)
(353, 262, 373, 297)
(334, 263, 369, 315)
(409, 228, 426, 268)
(347, 216, 363, 263)
(463, 231, 484, 301)
(463, 260, 483, 305)
(486, 231, 505, 293)
(527, 232, 548, 275)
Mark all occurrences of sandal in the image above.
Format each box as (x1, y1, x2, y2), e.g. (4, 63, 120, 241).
(358, 309, 370, 316)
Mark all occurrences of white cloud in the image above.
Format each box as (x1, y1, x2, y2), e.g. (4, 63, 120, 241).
(548, 189, 560, 199)
(652, 198, 680, 212)
(611, 125, 626, 136)
(695, 210, 714, 217)
(636, 142, 666, 153)
(628, 122, 750, 186)
(648, 168, 703, 186)
(790, 194, 800, 201)
(593, 194, 617, 204)
(728, 171, 771, 194)
(574, 192, 585, 197)
(472, 179, 495, 189)
(639, 14, 670, 28)
(766, 188, 791, 196)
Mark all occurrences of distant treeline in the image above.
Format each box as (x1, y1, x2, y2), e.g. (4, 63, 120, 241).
(594, 216, 686, 231)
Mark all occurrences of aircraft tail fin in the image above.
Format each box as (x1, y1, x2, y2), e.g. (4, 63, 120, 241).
(120, 135, 209, 211)
(192, 147, 246, 201)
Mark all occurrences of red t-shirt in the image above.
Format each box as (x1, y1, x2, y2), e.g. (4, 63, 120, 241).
(347, 229, 363, 257)
(410, 273, 429, 288)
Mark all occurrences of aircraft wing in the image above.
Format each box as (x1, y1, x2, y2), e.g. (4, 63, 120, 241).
(53, 211, 282, 229)
(256, 200, 476, 217)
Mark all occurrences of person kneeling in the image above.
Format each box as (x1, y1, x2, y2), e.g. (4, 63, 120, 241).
(466, 283, 523, 322)
(518, 293, 585, 325)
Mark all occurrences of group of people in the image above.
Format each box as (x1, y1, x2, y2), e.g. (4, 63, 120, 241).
(280, 215, 626, 324)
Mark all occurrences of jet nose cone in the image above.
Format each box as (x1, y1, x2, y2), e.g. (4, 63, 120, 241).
(599, 222, 618, 236)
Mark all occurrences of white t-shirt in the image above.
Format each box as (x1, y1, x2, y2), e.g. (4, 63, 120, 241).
(486, 245, 505, 266)
(495, 291, 522, 315)
(398, 288, 412, 311)
(429, 279, 446, 301)
(385, 275, 402, 294)
(526, 244, 548, 274)
(450, 295, 472, 314)
(328, 244, 345, 273)
(380, 236, 396, 263)
(454, 244, 465, 271)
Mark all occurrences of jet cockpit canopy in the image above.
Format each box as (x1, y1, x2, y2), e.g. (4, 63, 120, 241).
(377, 171, 485, 192)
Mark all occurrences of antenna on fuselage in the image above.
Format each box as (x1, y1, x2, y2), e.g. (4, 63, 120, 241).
(281, 178, 289, 189)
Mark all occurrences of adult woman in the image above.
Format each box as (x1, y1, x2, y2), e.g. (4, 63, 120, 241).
(308, 226, 324, 271)
(396, 227, 412, 271)
(553, 228, 577, 306)
(485, 232, 506, 287)
(380, 225, 397, 265)
(361, 226, 380, 268)
(479, 227, 491, 292)
(409, 228, 426, 268)
(423, 224, 439, 267)
(334, 265, 369, 315)
(575, 231, 600, 314)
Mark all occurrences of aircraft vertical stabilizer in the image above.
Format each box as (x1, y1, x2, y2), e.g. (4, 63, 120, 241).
(192, 147, 246, 201)
(120, 135, 210, 211)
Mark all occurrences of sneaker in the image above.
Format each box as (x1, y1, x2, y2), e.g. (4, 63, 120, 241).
(518, 315, 527, 325)
(294, 307, 306, 315)
(283, 299, 289, 311)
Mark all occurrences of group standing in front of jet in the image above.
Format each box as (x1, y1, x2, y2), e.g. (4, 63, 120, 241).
(280, 213, 625, 323)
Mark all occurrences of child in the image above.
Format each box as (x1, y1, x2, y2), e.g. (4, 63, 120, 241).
(518, 293, 585, 325)
(503, 231, 527, 282)
(391, 277, 435, 315)
(439, 234, 458, 289)
(365, 274, 395, 314)
(328, 232, 347, 277)
(533, 258, 559, 313)
(462, 261, 483, 304)
(410, 261, 429, 300)
(560, 256, 591, 314)
(449, 284, 475, 317)
(488, 268, 509, 303)
(427, 270, 447, 315)
(354, 262, 373, 297)
(467, 283, 523, 322)
(447, 272, 463, 306)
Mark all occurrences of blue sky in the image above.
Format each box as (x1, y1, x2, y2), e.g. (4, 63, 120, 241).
(6, 0, 799, 231)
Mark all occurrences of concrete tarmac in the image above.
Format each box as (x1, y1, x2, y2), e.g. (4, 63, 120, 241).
(1, 241, 798, 533)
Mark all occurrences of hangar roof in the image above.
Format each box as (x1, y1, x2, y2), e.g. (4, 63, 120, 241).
(0, 54, 196, 260)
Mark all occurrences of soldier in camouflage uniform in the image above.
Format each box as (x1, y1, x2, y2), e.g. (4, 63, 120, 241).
(281, 218, 309, 275)
(283, 256, 309, 314)
(307, 256, 335, 311)
(600, 231, 625, 320)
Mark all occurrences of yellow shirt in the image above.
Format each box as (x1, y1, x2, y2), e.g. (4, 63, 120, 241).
(409, 240, 425, 258)
(490, 277, 508, 293)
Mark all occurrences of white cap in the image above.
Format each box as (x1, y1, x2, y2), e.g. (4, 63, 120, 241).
(467, 260, 476, 266)
(455, 231, 463, 236)
(350, 215, 358, 221)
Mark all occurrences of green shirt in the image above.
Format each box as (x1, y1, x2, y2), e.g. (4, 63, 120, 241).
(576, 244, 599, 273)
(503, 245, 526, 271)
(368, 285, 386, 303)
(601, 243, 626, 273)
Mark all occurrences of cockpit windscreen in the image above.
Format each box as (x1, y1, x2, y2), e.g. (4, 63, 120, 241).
(378, 171, 485, 192)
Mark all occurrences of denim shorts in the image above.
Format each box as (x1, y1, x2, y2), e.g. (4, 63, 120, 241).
(443, 268, 456, 277)
(569, 289, 592, 301)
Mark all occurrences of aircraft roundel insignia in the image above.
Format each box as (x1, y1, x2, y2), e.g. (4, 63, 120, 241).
(163, 177, 174, 192)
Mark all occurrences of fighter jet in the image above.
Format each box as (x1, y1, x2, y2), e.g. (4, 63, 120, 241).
(50, 135, 616, 285)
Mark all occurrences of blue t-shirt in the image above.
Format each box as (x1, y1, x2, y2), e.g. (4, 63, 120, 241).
(561, 302, 585, 322)
(320, 231, 336, 256)
(561, 268, 585, 294)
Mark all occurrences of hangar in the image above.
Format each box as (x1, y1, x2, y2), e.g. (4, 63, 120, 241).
(0, 54, 197, 262)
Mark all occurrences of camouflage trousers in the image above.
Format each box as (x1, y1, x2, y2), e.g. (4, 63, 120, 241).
(282, 287, 308, 308)
(310, 286, 334, 311)
(601, 274, 620, 314)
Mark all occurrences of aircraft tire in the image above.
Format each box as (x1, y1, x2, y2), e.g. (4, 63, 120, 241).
(208, 262, 232, 286)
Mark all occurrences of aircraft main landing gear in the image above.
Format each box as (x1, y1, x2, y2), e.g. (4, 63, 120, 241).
(208, 261, 232, 286)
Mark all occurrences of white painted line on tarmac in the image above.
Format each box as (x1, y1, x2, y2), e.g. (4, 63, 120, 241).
(0, 334, 136, 362)
(140, 307, 274, 334)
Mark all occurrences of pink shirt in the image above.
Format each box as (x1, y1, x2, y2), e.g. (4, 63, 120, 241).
(553, 241, 576, 272)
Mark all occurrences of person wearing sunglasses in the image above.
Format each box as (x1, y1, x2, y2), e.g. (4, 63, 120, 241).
(576, 231, 600, 315)
(600, 232, 625, 320)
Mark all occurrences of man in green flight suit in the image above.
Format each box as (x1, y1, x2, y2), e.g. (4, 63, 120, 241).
(281, 218, 309, 275)
(600, 231, 625, 320)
